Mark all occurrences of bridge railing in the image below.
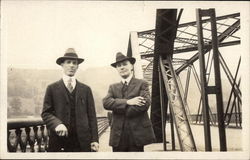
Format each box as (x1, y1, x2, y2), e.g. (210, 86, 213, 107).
(189, 113, 242, 128)
(7, 116, 109, 152)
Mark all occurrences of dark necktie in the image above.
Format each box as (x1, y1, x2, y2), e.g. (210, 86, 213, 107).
(122, 81, 128, 98)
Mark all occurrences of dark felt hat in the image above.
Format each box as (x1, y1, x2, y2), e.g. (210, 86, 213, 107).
(56, 48, 84, 65)
(111, 52, 136, 67)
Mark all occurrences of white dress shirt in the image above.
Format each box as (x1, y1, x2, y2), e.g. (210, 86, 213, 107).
(121, 73, 133, 85)
(62, 74, 76, 90)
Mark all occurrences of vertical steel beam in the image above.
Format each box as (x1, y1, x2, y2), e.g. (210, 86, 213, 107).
(150, 50, 165, 142)
(159, 67, 167, 151)
(237, 79, 242, 127)
(210, 9, 227, 151)
(197, 8, 228, 151)
(151, 9, 177, 143)
(196, 9, 212, 151)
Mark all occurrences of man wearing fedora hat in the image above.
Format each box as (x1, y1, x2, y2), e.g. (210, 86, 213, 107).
(103, 52, 156, 152)
(41, 48, 99, 152)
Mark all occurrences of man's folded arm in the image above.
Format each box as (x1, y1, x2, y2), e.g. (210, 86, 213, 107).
(126, 81, 151, 117)
(41, 85, 63, 130)
(103, 85, 127, 114)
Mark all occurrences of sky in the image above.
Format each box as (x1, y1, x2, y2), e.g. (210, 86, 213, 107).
(1, 1, 248, 70)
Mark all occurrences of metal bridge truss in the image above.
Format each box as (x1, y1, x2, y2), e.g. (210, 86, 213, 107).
(159, 56, 196, 151)
(156, 9, 197, 151)
(127, 9, 241, 151)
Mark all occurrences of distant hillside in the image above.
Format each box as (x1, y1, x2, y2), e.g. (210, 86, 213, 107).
(178, 71, 232, 114)
(7, 66, 233, 118)
(7, 66, 120, 118)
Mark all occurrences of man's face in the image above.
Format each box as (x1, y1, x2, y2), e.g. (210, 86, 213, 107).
(61, 59, 78, 77)
(116, 60, 133, 79)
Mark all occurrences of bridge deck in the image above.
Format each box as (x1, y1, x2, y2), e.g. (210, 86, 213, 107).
(99, 123, 242, 152)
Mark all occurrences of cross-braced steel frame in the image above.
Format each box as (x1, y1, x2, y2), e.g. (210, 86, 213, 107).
(127, 9, 241, 152)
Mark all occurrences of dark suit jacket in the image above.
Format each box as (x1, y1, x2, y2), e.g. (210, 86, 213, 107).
(41, 79, 98, 151)
(103, 78, 156, 147)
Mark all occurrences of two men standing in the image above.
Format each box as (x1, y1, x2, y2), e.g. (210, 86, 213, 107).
(41, 49, 155, 152)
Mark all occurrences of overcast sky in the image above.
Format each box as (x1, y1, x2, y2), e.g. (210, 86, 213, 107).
(1, 1, 247, 70)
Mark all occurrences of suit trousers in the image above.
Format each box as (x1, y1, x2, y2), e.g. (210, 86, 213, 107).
(48, 132, 91, 152)
(62, 131, 81, 152)
(112, 120, 144, 152)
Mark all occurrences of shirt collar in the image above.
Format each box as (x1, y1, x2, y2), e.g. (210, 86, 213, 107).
(62, 74, 76, 83)
(121, 74, 133, 85)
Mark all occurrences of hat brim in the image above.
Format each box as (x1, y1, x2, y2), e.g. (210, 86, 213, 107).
(111, 57, 136, 68)
(56, 56, 84, 65)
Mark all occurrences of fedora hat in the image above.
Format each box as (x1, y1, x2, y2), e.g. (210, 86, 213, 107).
(111, 52, 136, 67)
(56, 48, 84, 65)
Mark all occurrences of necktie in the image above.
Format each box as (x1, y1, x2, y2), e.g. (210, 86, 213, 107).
(122, 81, 128, 98)
(67, 78, 74, 93)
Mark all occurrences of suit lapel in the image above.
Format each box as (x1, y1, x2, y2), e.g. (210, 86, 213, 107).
(57, 79, 70, 103)
(116, 82, 123, 98)
(119, 77, 137, 98)
(127, 77, 137, 94)
(75, 80, 81, 105)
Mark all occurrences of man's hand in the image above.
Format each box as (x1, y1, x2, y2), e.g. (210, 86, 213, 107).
(90, 142, 99, 152)
(55, 124, 68, 137)
(127, 96, 146, 106)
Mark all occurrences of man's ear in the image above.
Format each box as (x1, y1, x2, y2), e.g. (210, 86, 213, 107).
(131, 65, 134, 71)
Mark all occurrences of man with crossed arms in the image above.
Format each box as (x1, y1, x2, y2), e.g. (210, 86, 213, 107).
(103, 52, 156, 152)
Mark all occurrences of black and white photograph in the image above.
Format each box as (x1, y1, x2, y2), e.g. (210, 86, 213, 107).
(0, 1, 249, 159)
